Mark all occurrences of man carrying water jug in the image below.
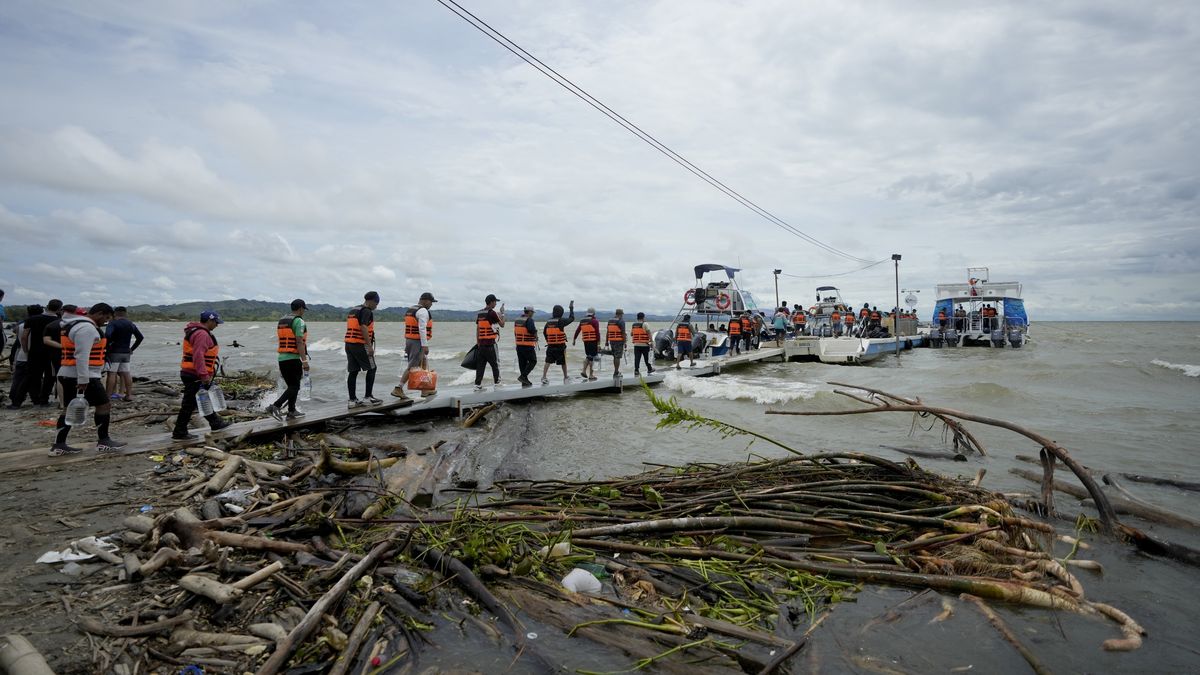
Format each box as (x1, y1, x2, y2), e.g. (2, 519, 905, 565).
(49, 303, 124, 456)
(172, 310, 230, 441)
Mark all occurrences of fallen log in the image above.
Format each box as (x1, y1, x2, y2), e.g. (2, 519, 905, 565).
(139, 547, 183, 577)
(318, 447, 400, 476)
(461, 402, 498, 429)
(76, 611, 193, 637)
(173, 628, 268, 649)
(179, 574, 244, 605)
(961, 594, 1051, 675)
(0, 634, 56, 675)
(231, 561, 284, 591)
(206, 455, 244, 495)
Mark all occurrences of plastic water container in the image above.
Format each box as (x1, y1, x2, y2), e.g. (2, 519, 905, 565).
(208, 385, 227, 412)
(65, 398, 89, 426)
(561, 568, 602, 594)
(300, 372, 312, 401)
(196, 389, 214, 416)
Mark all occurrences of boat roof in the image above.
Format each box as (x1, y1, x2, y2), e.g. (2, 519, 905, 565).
(815, 285, 839, 292)
(935, 280, 1023, 301)
(694, 264, 740, 280)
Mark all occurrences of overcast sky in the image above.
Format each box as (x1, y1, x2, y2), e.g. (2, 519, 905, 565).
(1, 0, 1197, 320)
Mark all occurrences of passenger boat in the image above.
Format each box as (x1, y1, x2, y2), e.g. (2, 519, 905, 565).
(653, 264, 766, 359)
(928, 267, 1028, 348)
(796, 286, 919, 364)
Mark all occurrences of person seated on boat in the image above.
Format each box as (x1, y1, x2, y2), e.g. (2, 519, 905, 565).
(674, 315, 696, 369)
(844, 310, 856, 336)
(718, 323, 727, 333)
(859, 304, 870, 326)
(868, 307, 882, 330)
(830, 310, 842, 336)
(707, 323, 716, 332)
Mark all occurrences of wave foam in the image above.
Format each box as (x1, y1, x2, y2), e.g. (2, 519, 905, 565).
(1152, 359, 1200, 378)
(663, 372, 818, 404)
(305, 337, 403, 356)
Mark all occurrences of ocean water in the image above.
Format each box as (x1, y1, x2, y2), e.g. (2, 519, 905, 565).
(81, 320, 1200, 669)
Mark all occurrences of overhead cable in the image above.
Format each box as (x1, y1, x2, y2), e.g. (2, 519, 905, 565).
(434, 0, 878, 264)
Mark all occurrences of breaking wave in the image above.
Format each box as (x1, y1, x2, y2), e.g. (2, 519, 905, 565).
(305, 337, 404, 355)
(1151, 359, 1200, 378)
(663, 372, 819, 404)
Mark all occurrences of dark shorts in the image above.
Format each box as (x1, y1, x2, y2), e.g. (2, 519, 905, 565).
(59, 377, 108, 407)
(584, 341, 599, 359)
(404, 339, 424, 369)
(346, 345, 375, 373)
(609, 342, 625, 358)
(677, 343, 692, 355)
(545, 345, 566, 364)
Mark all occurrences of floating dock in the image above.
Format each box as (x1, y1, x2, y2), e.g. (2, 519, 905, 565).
(0, 339, 917, 474)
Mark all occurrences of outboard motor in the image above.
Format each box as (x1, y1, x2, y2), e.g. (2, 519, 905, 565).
(990, 330, 1006, 348)
(1008, 329, 1024, 348)
(692, 332, 708, 354)
(943, 328, 959, 347)
(653, 329, 674, 359)
(928, 331, 943, 348)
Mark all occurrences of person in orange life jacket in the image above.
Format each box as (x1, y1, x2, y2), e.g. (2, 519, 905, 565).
(844, 310, 857, 337)
(474, 294, 506, 390)
(830, 310, 843, 337)
(728, 312, 743, 354)
(49, 303, 121, 456)
(42, 304, 78, 406)
(573, 307, 601, 381)
(749, 313, 762, 350)
(937, 309, 949, 330)
(171, 311, 230, 441)
(345, 291, 380, 407)
(394, 291, 437, 399)
(266, 299, 309, 422)
(514, 305, 538, 387)
(540, 301, 575, 385)
(869, 306, 882, 329)
(605, 308, 627, 377)
(674, 314, 696, 369)
(631, 312, 655, 377)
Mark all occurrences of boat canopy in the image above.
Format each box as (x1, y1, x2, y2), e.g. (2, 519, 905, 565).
(815, 285, 838, 292)
(935, 280, 1023, 301)
(694, 264, 740, 280)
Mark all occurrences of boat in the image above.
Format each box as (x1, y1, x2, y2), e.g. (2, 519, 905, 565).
(928, 267, 1028, 348)
(653, 264, 766, 359)
(794, 286, 919, 364)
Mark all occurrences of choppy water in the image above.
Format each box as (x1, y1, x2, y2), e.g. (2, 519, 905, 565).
(128, 319, 1200, 671)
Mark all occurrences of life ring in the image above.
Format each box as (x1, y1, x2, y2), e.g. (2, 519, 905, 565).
(715, 292, 731, 310)
(684, 289, 696, 305)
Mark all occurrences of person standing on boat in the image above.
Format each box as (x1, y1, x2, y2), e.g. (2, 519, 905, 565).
(606, 308, 627, 378)
(474, 294, 506, 390)
(345, 291, 380, 407)
(674, 315, 696, 369)
(830, 309, 843, 337)
(266, 299, 309, 421)
(540, 301, 574, 385)
(395, 291, 437, 399)
(954, 305, 966, 332)
(727, 311, 742, 354)
(631, 312, 654, 376)
(573, 307, 601, 381)
(514, 305, 538, 387)
(844, 310, 857, 337)
(937, 309, 949, 333)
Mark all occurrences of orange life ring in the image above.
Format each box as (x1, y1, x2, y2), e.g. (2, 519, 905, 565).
(715, 293, 731, 310)
(684, 289, 696, 305)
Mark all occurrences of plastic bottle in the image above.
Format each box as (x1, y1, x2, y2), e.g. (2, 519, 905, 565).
(208, 385, 227, 412)
(300, 372, 312, 401)
(196, 389, 214, 416)
(65, 398, 89, 426)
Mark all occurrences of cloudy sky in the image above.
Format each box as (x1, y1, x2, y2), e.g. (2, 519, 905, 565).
(1, 0, 1197, 320)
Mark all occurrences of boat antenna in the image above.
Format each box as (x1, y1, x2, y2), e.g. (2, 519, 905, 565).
(434, 0, 878, 264)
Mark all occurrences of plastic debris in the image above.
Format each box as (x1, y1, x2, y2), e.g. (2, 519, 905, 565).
(36, 536, 119, 564)
(561, 568, 602, 594)
(214, 486, 259, 505)
(139, 505, 154, 513)
(222, 503, 245, 514)
(535, 541, 571, 559)
(149, 455, 165, 462)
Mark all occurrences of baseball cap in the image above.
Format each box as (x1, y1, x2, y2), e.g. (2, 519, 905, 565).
(200, 310, 224, 324)
(420, 292, 438, 303)
(291, 299, 307, 310)
(485, 293, 500, 303)
(523, 305, 534, 313)
(586, 307, 596, 315)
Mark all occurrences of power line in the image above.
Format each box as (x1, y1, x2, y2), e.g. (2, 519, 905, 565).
(434, 0, 878, 264)
(779, 259, 889, 279)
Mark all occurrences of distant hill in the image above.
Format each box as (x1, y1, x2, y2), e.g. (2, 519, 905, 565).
(111, 300, 678, 323)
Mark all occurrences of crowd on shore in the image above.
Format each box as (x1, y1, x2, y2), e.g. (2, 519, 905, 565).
(0, 286, 913, 458)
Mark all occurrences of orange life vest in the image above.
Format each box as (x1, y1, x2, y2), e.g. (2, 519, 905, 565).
(513, 320, 537, 347)
(795, 313, 806, 325)
(181, 326, 219, 371)
(60, 320, 106, 368)
(675, 323, 692, 343)
(631, 322, 650, 345)
(606, 319, 624, 343)
(276, 315, 306, 354)
(830, 311, 841, 323)
(544, 319, 567, 346)
(742, 316, 753, 333)
(580, 321, 598, 343)
(476, 310, 498, 344)
(728, 318, 741, 335)
(845, 313, 855, 325)
(344, 306, 374, 345)
(404, 306, 433, 341)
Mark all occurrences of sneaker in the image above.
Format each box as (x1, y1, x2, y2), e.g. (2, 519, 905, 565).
(96, 437, 127, 453)
(390, 386, 410, 399)
(209, 418, 230, 432)
(541, 378, 549, 385)
(675, 365, 682, 370)
(286, 410, 306, 420)
(521, 379, 533, 388)
(348, 399, 365, 409)
(365, 396, 383, 405)
(588, 376, 598, 381)
(474, 385, 485, 391)
(48, 443, 83, 457)
(172, 431, 200, 441)
(648, 367, 655, 374)
(634, 370, 641, 377)
(266, 404, 284, 422)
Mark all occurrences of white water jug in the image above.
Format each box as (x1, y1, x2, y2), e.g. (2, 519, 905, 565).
(65, 398, 88, 426)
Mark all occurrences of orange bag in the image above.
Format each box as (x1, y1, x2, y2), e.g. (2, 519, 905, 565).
(407, 369, 438, 391)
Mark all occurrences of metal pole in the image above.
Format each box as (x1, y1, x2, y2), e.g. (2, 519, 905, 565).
(892, 254, 901, 355)
(773, 269, 781, 310)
